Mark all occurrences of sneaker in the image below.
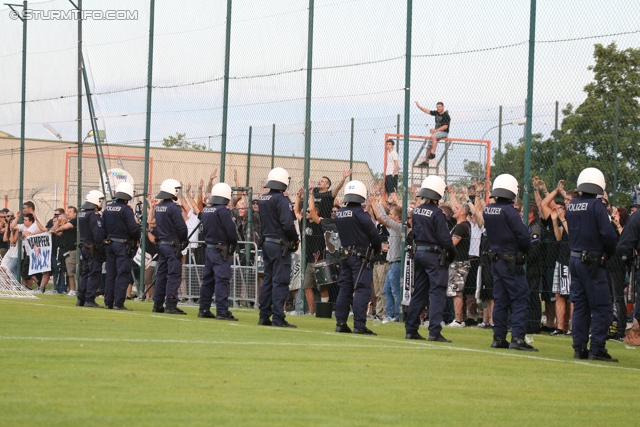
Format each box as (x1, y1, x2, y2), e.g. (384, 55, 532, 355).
(382, 316, 393, 324)
(550, 329, 565, 336)
(67, 290, 76, 296)
(476, 322, 491, 329)
(288, 310, 301, 316)
(447, 320, 465, 328)
(416, 161, 429, 168)
(588, 349, 618, 363)
(428, 153, 436, 160)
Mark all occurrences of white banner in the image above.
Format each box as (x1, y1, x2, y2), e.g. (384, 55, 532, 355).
(25, 233, 52, 275)
(401, 255, 413, 306)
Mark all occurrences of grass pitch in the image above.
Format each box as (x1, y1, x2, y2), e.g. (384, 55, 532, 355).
(1, 295, 638, 427)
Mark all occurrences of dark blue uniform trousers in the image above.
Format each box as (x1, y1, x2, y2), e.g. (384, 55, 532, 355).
(335, 255, 373, 330)
(569, 259, 612, 353)
(406, 251, 448, 337)
(492, 260, 529, 340)
(200, 247, 232, 315)
(105, 242, 132, 308)
(154, 245, 183, 309)
(259, 241, 291, 325)
(77, 246, 103, 304)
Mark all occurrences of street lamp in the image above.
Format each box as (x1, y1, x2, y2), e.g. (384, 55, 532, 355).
(481, 118, 526, 175)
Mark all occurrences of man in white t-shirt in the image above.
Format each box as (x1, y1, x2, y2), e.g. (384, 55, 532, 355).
(11, 210, 46, 289)
(384, 139, 399, 198)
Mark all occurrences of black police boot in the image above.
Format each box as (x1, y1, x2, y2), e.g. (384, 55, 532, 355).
(274, 321, 297, 328)
(84, 300, 103, 308)
(588, 349, 618, 363)
(352, 326, 377, 335)
(491, 338, 510, 349)
(215, 311, 239, 321)
(428, 334, 452, 343)
(509, 338, 538, 352)
(165, 306, 187, 315)
(114, 305, 132, 311)
(198, 309, 216, 318)
(405, 332, 427, 340)
(335, 322, 352, 333)
(152, 304, 164, 313)
(258, 318, 272, 326)
(573, 347, 589, 360)
(105, 304, 114, 310)
(76, 299, 85, 307)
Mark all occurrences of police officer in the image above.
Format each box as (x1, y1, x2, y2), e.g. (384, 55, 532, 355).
(405, 176, 455, 342)
(617, 194, 640, 346)
(567, 168, 618, 361)
(103, 182, 141, 310)
(153, 179, 189, 315)
(257, 167, 299, 327)
(76, 190, 106, 308)
(198, 183, 238, 320)
(483, 174, 536, 351)
(334, 180, 381, 335)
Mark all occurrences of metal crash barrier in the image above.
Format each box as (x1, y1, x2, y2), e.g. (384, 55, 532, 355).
(177, 240, 259, 309)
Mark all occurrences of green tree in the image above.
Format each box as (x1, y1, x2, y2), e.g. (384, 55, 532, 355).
(162, 132, 209, 151)
(498, 43, 640, 205)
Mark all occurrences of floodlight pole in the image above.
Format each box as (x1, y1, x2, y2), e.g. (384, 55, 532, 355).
(139, 0, 156, 298)
(400, 0, 413, 323)
(301, 0, 314, 312)
(220, 0, 232, 182)
(522, 0, 537, 224)
(8, 1, 28, 279)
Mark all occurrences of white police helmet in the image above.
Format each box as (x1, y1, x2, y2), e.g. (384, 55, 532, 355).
(343, 180, 367, 204)
(209, 182, 232, 205)
(156, 178, 181, 199)
(491, 174, 519, 201)
(417, 175, 446, 200)
(114, 182, 134, 201)
(576, 167, 606, 196)
(265, 167, 290, 191)
(81, 190, 105, 210)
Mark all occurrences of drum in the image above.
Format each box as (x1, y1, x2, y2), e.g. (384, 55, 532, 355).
(313, 261, 339, 286)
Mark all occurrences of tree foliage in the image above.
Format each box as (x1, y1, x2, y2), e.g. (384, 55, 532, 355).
(162, 132, 209, 151)
(498, 43, 640, 206)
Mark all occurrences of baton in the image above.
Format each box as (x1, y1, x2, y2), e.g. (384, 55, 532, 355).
(353, 247, 372, 290)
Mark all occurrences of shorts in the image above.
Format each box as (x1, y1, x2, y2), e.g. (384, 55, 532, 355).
(64, 249, 77, 278)
(447, 260, 470, 297)
(434, 131, 448, 140)
(385, 175, 397, 194)
(303, 263, 324, 291)
(552, 261, 571, 295)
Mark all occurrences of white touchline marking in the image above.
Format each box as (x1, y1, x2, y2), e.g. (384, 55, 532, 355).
(2, 299, 639, 371)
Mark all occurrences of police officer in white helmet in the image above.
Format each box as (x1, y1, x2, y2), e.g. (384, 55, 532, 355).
(153, 179, 189, 314)
(76, 190, 106, 308)
(257, 168, 300, 327)
(483, 174, 536, 351)
(334, 180, 382, 335)
(405, 176, 455, 342)
(567, 168, 618, 361)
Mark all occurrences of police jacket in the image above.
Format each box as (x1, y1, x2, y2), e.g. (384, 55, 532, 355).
(78, 209, 105, 248)
(257, 190, 298, 242)
(103, 199, 141, 242)
(154, 200, 188, 243)
(566, 194, 616, 256)
(334, 203, 382, 253)
(201, 204, 238, 246)
(483, 199, 530, 255)
(617, 209, 640, 260)
(411, 200, 455, 253)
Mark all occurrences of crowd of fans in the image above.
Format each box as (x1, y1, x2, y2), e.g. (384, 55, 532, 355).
(0, 169, 636, 341)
